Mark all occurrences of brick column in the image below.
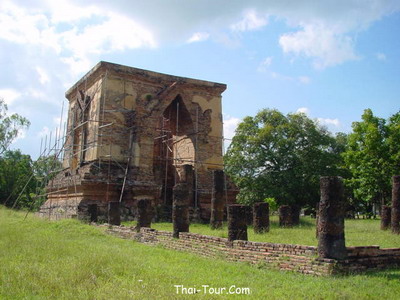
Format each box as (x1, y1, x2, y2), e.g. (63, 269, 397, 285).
(108, 201, 121, 225)
(180, 164, 194, 185)
(279, 205, 292, 227)
(317, 176, 347, 260)
(172, 183, 190, 238)
(210, 170, 225, 229)
(315, 202, 320, 238)
(228, 204, 248, 241)
(391, 176, 400, 234)
(88, 204, 98, 223)
(291, 205, 301, 226)
(137, 199, 152, 232)
(380, 205, 391, 230)
(253, 202, 269, 233)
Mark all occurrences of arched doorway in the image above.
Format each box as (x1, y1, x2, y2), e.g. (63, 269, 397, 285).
(153, 95, 195, 205)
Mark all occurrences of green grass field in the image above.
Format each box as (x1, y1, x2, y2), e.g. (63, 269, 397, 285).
(1, 206, 400, 299)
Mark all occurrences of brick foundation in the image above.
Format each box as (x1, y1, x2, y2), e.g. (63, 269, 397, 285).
(104, 225, 400, 276)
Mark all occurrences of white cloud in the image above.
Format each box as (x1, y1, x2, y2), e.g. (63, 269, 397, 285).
(231, 10, 268, 32)
(257, 56, 273, 72)
(296, 107, 341, 129)
(223, 114, 241, 150)
(376, 52, 387, 61)
(53, 116, 61, 125)
(298, 76, 311, 84)
(76, 0, 398, 69)
(317, 117, 341, 127)
(187, 32, 210, 43)
(279, 23, 359, 69)
(38, 126, 50, 138)
(0, 1, 61, 52)
(0, 88, 21, 105)
(0, 1, 156, 77)
(44, 0, 102, 23)
(296, 107, 310, 115)
(26, 88, 46, 100)
(36, 66, 50, 85)
(266, 71, 311, 85)
(1, 0, 398, 74)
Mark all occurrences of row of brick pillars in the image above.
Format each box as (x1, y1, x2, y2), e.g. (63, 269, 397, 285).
(224, 176, 349, 259)
(107, 176, 349, 260)
(106, 173, 400, 260)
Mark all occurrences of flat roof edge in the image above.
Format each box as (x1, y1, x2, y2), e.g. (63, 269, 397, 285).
(65, 61, 227, 98)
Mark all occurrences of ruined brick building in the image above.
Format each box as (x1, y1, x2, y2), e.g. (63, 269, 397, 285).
(39, 61, 237, 221)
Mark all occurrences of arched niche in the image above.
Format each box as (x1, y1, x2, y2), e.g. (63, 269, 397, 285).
(153, 95, 196, 205)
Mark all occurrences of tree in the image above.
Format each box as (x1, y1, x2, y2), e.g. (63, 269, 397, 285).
(0, 98, 30, 156)
(224, 109, 342, 210)
(32, 154, 63, 209)
(343, 109, 400, 214)
(387, 111, 400, 176)
(0, 150, 36, 209)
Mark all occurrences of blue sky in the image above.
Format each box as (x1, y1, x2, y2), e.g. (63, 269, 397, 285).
(1, 0, 399, 159)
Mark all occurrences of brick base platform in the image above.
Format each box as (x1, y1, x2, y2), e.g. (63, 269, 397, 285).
(103, 225, 400, 276)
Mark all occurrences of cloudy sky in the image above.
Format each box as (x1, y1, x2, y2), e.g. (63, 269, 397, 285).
(1, 0, 399, 159)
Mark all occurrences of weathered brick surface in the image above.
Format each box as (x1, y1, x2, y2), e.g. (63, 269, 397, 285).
(104, 225, 400, 276)
(136, 199, 153, 231)
(392, 176, 400, 234)
(253, 202, 269, 233)
(381, 205, 391, 230)
(318, 176, 347, 260)
(40, 62, 239, 221)
(228, 204, 248, 241)
(210, 170, 225, 229)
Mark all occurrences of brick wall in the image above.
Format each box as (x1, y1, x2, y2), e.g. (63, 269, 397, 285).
(104, 226, 400, 276)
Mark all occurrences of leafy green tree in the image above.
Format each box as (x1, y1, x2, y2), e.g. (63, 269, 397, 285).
(342, 109, 393, 213)
(387, 111, 400, 176)
(0, 150, 36, 208)
(224, 109, 342, 209)
(32, 154, 63, 208)
(0, 98, 30, 156)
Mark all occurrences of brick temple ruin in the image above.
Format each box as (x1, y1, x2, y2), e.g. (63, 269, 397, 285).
(39, 61, 237, 221)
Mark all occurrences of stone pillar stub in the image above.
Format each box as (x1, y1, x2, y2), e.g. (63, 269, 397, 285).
(291, 205, 300, 226)
(180, 164, 194, 185)
(108, 201, 121, 225)
(88, 204, 98, 223)
(315, 202, 320, 238)
(172, 183, 190, 238)
(279, 205, 292, 227)
(391, 176, 400, 234)
(137, 199, 152, 232)
(381, 205, 391, 230)
(210, 169, 225, 229)
(317, 176, 347, 260)
(253, 202, 269, 233)
(228, 204, 248, 241)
